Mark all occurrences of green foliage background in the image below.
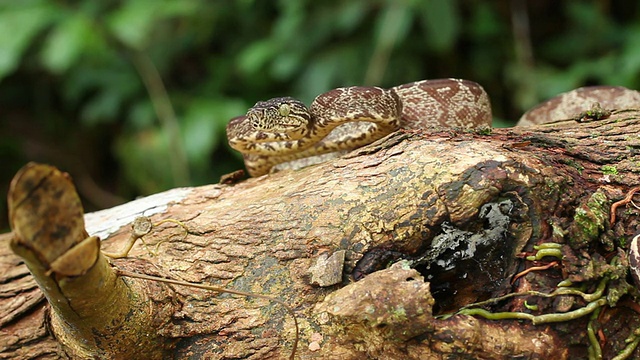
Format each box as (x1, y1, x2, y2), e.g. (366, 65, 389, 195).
(1, 1, 639, 228)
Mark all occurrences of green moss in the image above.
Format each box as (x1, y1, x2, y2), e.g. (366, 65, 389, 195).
(568, 190, 609, 249)
(561, 159, 584, 174)
(391, 306, 407, 321)
(543, 178, 562, 200)
(617, 236, 628, 248)
(601, 165, 618, 175)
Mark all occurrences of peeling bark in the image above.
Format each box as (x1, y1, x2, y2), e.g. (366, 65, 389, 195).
(2, 110, 640, 359)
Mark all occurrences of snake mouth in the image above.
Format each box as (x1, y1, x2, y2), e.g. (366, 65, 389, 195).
(281, 122, 306, 129)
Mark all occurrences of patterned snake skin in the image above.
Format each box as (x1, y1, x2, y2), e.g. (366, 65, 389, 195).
(227, 80, 640, 177)
(517, 86, 640, 126)
(227, 79, 492, 176)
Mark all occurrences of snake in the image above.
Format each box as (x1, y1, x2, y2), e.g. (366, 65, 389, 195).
(226, 80, 640, 177)
(516, 85, 640, 126)
(227, 79, 492, 176)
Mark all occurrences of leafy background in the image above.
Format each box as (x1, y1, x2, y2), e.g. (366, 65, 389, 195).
(1, 0, 639, 230)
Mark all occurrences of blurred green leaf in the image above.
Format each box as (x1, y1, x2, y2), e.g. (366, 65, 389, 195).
(128, 100, 156, 129)
(182, 106, 217, 166)
(419, 0, 459, 52)
(373, 2, 412, 49)
(468, 2, 503, 39)
(81, 90, 122, 125)
(107, 0, 158, 49)
(181, 98, 246, 166)
(115, 127, 174, 194)
(107, 0, 200, 49)
(238, 40, 279, 75)
(64, 64, 142, 125)
(0, 3, 57, 80)
(271, 51, 302, 80)
(295, 51, 342, 102)
(334, 2, 367, 33)
(618, 26, 640, 86)
(273, 1, 304, 41)
(41, 12, 95, 73)
(367, 2, 413, 84)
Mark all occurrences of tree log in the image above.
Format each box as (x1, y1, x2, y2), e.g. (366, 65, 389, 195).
(2, 110, 640, 359)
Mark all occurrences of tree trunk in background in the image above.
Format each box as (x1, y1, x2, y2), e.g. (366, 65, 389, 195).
(1, 110, 639, 359)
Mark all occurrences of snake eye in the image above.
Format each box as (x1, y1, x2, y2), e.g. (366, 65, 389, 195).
(278, 103, 290, 117)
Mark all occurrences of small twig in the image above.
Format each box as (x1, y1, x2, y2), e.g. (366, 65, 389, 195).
(511, 261, 559, 284)
(102, 216, 188, 259)
(610, 187, 640, 225)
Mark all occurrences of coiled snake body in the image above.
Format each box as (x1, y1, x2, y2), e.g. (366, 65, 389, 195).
(227, 79, 640, 177)
(227, 79, 492, 176)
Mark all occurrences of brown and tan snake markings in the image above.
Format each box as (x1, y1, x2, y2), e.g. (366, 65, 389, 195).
(516, 85, 640, 126)
(227, 80, 640, 177)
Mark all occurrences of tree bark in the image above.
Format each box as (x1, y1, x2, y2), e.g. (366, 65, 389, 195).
(2, 110, 640, 359)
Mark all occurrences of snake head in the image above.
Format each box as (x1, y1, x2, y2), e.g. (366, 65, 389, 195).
(247, 97, 311, 132)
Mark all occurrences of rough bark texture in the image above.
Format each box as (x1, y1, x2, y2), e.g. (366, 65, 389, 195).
(2, 110, 640, 359)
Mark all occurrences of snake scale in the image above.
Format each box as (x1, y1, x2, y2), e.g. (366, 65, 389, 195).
(227, 79, 640, 177)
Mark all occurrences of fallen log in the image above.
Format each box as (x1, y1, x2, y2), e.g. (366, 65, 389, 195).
(1, 109, 640, 359)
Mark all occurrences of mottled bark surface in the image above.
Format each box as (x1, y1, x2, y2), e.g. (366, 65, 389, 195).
(1, 110, 640, 359)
